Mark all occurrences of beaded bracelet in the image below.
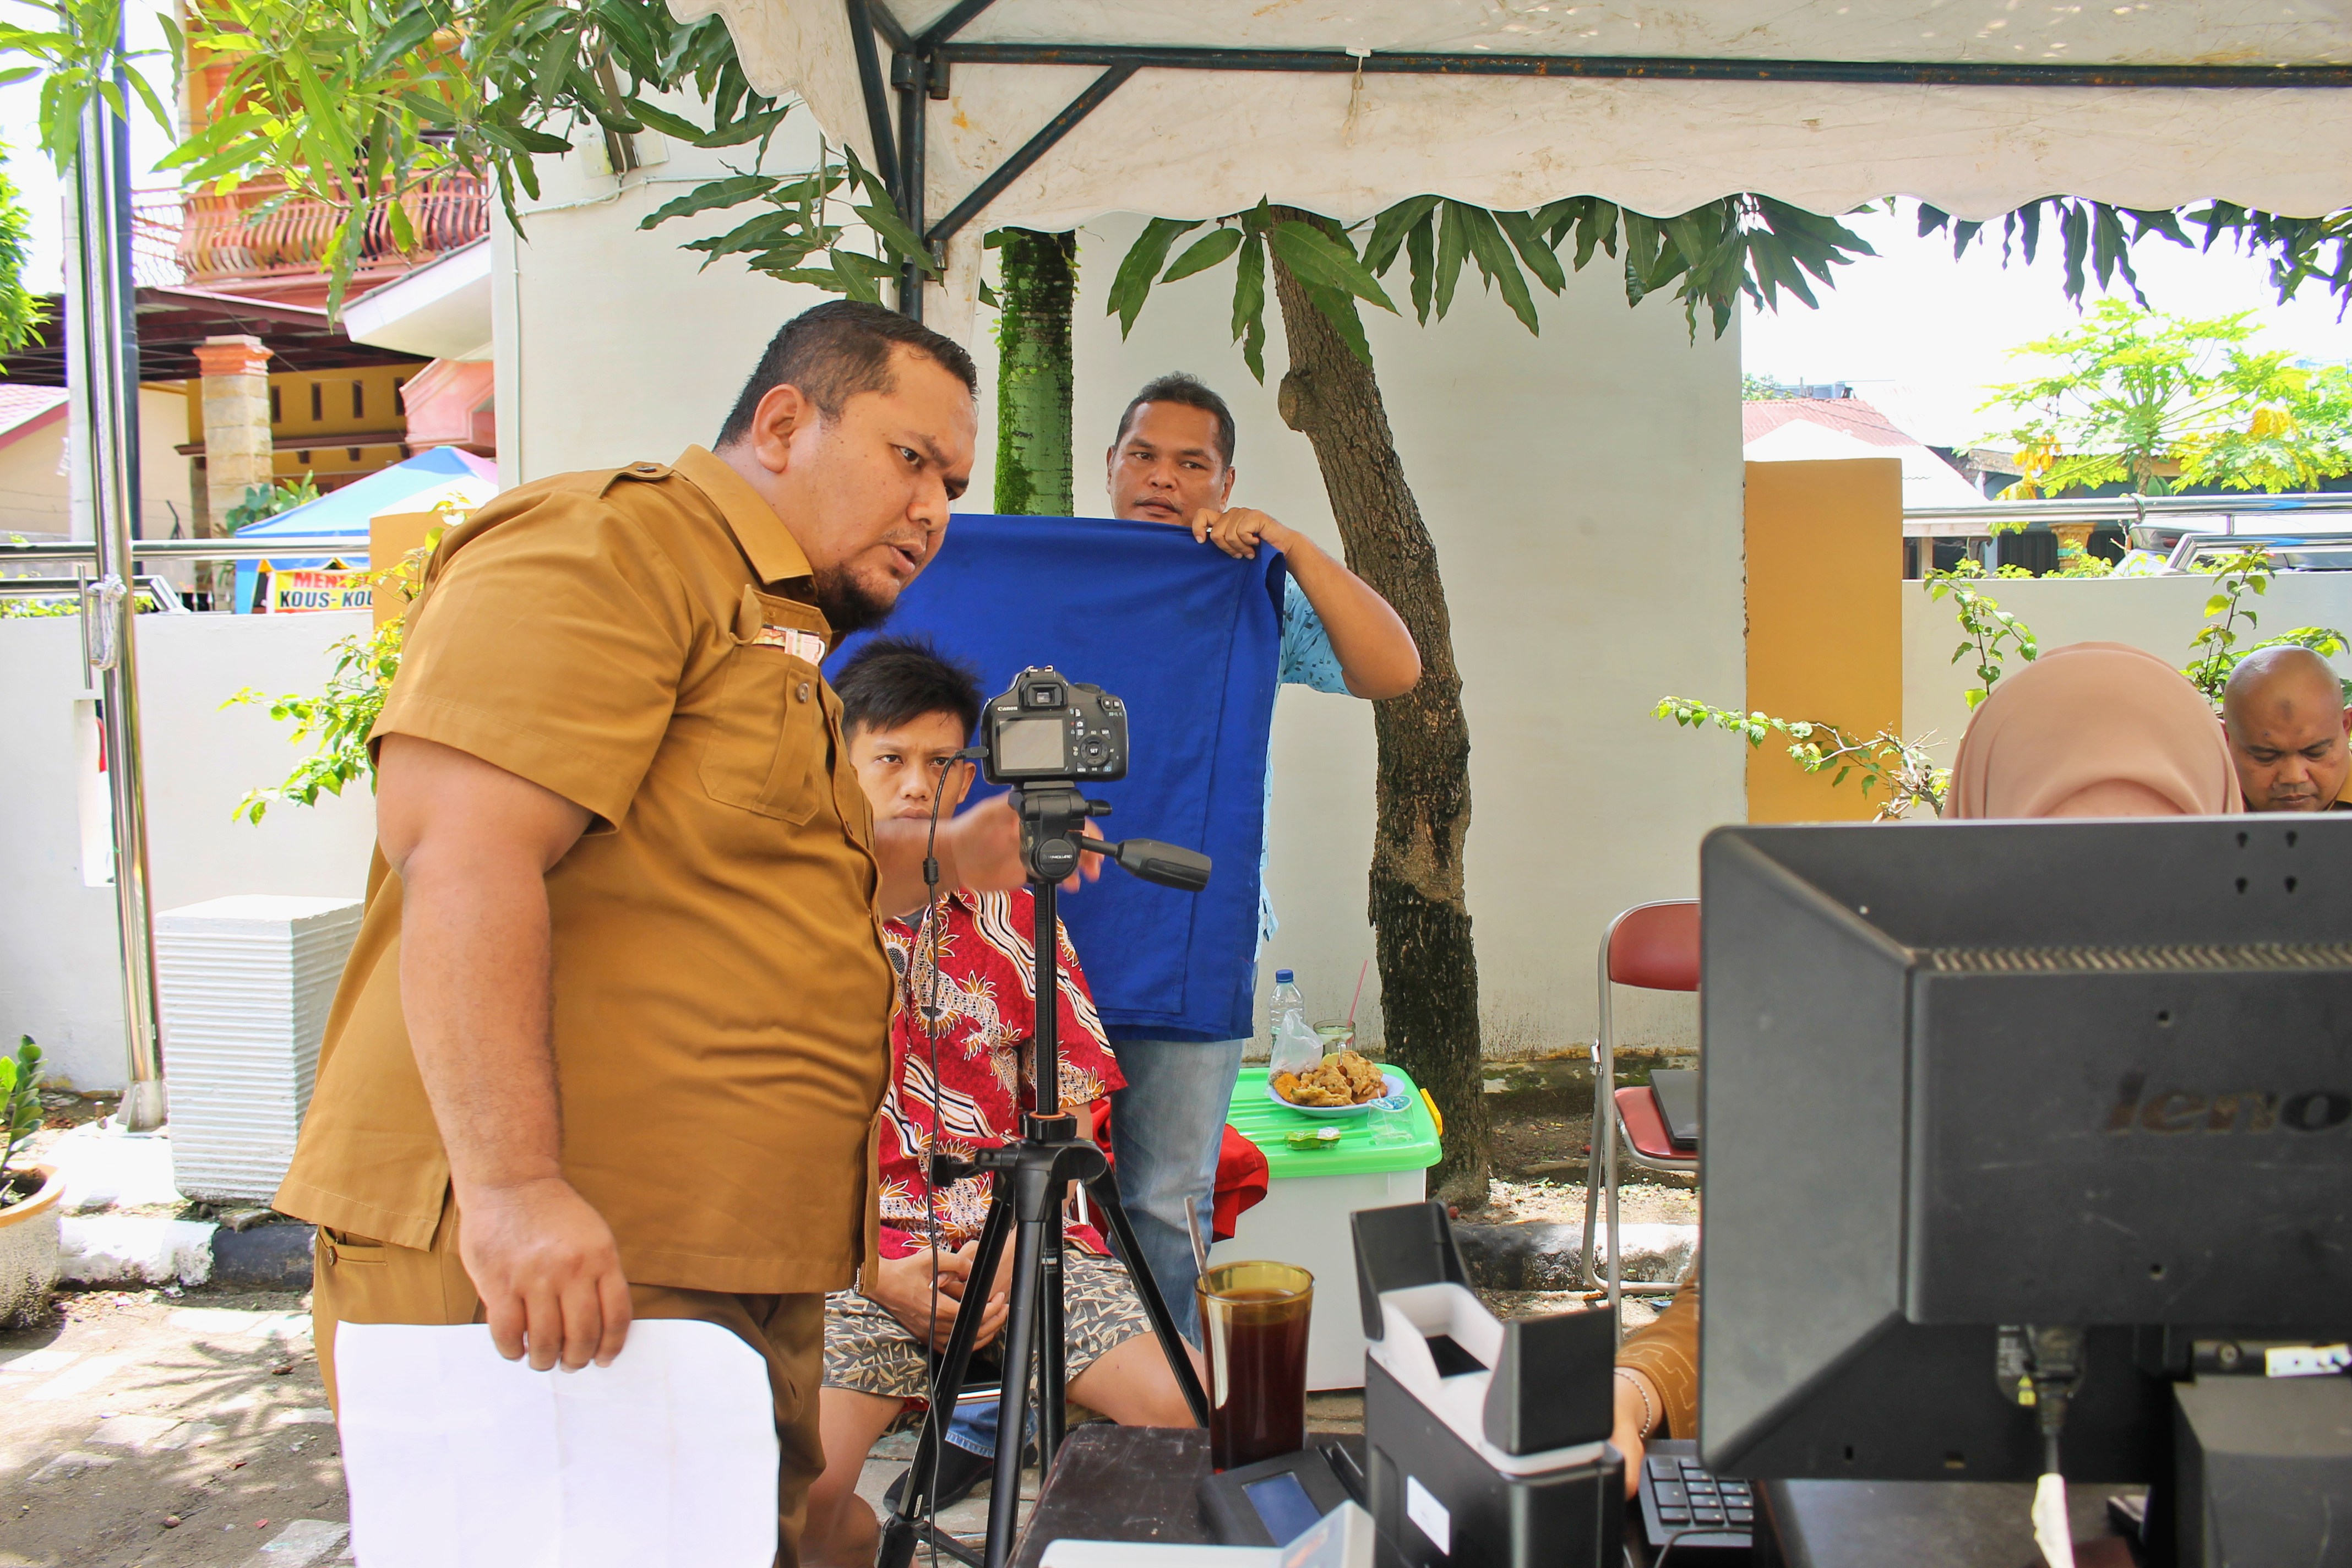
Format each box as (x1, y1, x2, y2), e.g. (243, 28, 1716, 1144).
(1613, 1367, 1658, 1439)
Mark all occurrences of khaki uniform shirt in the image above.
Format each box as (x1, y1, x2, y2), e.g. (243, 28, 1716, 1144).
(275, 446, 892, 1295)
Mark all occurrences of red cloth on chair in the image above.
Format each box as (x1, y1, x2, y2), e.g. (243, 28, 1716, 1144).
(1615, 1085, 1691, 1164)
(1213, 1126, 1270, 1241)
(1088, 1104, 1270, 1242)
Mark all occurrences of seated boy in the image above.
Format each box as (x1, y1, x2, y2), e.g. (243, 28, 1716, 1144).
(802, 637, 1197, 1567)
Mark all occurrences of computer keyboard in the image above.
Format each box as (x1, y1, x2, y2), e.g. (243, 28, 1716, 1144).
(1636, 1439, 1754, 1559)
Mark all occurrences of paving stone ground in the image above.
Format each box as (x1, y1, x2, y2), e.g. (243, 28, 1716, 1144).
(0, 1289, 347, 1568)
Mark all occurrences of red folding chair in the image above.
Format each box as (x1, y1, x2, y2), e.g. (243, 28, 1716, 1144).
(1578, 900, 1700, 1338)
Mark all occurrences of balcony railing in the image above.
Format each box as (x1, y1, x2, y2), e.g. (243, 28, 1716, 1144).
(130, 175, 490, 290)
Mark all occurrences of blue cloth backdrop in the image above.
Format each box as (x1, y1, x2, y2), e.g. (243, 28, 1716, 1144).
(835, 514, 1283, 1043)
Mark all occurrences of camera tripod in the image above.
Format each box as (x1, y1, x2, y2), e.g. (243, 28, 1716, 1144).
(876, 781, 1213, 1568)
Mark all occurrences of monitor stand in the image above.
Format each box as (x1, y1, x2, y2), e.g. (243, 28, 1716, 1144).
(2170, 1375, 2352, 1567)
(1754, 1378, 2352, 1568)
(1753, 1475, 2137, 1568)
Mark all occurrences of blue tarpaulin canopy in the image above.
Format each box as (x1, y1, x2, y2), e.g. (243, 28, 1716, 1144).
(233, 448, 498, 612)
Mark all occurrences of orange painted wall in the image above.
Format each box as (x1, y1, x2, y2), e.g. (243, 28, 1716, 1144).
(1744, 459, 1904, 823)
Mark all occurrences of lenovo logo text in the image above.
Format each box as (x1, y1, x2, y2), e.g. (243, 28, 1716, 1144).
(2107, 1072, 2352, 1136)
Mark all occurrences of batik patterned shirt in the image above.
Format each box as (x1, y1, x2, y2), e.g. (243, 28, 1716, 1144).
(878, 886, 1125, 1259)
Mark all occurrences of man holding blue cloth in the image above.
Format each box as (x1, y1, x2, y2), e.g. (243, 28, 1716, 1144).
(1101, 374, 1422, 1338)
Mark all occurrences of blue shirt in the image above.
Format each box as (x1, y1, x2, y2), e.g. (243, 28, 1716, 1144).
(1261, 575, 1348, 950)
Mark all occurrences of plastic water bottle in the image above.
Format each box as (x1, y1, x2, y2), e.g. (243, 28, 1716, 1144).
(1268, 970, 1307, 1040)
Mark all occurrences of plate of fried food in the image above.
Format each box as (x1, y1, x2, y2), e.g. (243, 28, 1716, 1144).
(1268, 1050, 1409, 1117)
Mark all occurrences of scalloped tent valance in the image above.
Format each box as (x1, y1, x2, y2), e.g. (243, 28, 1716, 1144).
(668, 0, 2352, 244)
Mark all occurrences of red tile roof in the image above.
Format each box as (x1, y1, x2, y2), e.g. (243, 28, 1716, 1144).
(1741, 395, 1918, 450)
(0, 383, 68, 444)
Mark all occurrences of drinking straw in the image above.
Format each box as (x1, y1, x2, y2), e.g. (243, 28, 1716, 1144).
(1347, 958, 1369, 1023)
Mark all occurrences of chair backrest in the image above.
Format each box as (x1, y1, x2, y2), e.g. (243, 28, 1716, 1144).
(1606, 900, 1700, 993)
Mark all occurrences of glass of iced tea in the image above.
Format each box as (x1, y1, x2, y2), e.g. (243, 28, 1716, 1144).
(1196, 1261, 1315, 1471)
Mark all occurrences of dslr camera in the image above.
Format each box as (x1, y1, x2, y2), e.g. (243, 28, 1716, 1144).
(981, 666, 1128, 785)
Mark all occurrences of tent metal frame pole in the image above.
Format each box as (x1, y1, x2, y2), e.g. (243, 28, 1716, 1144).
(69, 70, 166, 1130)
(930, 43, 2352, 90)
(846, 0, 2352, 323)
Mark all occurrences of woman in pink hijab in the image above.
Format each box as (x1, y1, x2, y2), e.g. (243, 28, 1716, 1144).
(1948, 641, 2242, 818)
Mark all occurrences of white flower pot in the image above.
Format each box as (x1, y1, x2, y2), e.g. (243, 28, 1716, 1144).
(0, 1163, 64, 1325)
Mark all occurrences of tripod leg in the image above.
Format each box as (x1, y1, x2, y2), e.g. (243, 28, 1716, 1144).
(984, 1211, 1050, 1568)
(876, 1196, 1016, 1568)
(1088, 1173, 1210, 1426)
(1038, 1197, 1068, 1469)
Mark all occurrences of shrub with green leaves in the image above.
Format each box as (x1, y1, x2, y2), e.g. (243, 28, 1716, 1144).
(0, 1036, 44, 1197)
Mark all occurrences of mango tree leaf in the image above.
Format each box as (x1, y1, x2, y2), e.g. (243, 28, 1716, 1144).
(1108, 216, 1201, 336)
(1267, 219, 1396, 313)
(1161, 225, 1242, 284)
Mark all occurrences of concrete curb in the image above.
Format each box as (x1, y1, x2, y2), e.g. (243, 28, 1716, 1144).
(58, 1216, 216, 1287)
(211, 1222, 314, 1289)
(1455, 1220, 1696, 1292)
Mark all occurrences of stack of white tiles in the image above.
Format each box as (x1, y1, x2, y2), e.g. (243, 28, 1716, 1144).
(154, 895, 364, 1203)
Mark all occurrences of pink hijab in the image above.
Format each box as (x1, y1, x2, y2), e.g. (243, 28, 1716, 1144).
(1949, 642, 2242, 819)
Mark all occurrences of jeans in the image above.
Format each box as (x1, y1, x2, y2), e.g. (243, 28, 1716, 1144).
(945, 1392, 1020, 1457)
(1107, 1036, 1247, 1344)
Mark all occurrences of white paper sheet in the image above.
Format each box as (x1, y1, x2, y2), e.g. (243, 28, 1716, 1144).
(333, 1320, 778, 1567)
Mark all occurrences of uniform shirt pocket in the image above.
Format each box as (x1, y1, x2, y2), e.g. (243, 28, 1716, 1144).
(698, 588, 825, 823)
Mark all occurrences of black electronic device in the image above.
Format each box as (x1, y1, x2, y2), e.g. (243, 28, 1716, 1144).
(1698, 818, 2352, 1565)
(875, 669, 1211, 1568)
(1352, 1202, 1624, 1568)
(1647, 1068, 1700, 1150)
(1200, 1435, 1369, 1547)
(1635, 1440, 1752, 1561)
(981, 665, 1129, 783)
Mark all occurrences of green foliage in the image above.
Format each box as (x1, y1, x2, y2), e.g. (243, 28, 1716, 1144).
(221, 474, 321, 534)
(223, 531, 436, 821)
(1924, 562, 2040, 708)
(143, 0, 929, 313)
(0, 0, 176, 173)
(1977, 300, 2352, 498)
(2177, 546, 2352, 705)
(1652, 568, 2043, 818)
(0, 143, 45, 356)
(1652, 699, 1950, 819)
(0, 1036, 43, 1195)
(1107, 192, 1877, 377)
(1743, 374, 1799, 400)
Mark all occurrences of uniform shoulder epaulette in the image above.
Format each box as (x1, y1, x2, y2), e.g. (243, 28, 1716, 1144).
(596, 460, 673, 495)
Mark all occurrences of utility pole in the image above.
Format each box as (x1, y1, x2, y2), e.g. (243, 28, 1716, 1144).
(67, 69, 165, 1131)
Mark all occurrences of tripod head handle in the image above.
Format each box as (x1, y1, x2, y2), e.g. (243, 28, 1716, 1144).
(1084, 835, 1211, 892)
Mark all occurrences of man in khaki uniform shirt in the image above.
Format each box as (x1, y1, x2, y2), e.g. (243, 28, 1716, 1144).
(274, 302, 1060, 1562)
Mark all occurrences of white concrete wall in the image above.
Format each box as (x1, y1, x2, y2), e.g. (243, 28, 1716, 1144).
(1902, 573, 2352, 767)
(1, 612, 379, 1090)
(496, 151, 1748, 1062)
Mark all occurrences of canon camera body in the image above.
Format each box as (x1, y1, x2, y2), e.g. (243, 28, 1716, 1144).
(980, 666, 1129, 785)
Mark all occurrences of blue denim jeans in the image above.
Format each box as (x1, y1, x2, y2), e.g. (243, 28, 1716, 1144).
(1107, 1036, 1247, 1344)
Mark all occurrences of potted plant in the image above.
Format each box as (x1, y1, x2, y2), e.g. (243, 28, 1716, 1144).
(0, 1036, 62, 1325)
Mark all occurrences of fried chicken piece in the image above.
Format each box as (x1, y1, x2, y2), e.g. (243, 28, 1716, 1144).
(1331, 1050, 1385, 1102)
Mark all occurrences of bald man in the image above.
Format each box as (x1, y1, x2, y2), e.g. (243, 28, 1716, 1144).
(2222, 645, 2352, 812)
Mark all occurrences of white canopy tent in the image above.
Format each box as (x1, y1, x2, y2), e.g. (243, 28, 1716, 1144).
(673, 0, 2352, 325)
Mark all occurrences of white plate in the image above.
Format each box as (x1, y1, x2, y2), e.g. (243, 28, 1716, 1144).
(1265, 1069, 1411, 1118)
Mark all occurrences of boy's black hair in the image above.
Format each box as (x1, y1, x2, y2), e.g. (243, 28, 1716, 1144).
(832, 635, 985, 742)
(716, 300, 978, 448)
(1114, 372, 1236, 468)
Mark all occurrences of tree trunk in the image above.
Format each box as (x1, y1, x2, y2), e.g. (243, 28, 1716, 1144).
(993, 228, 1078, 515)
(1266, 210, 1488, 1204)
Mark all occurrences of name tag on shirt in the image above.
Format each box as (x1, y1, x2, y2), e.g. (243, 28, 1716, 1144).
(753, 625, 827, 663)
